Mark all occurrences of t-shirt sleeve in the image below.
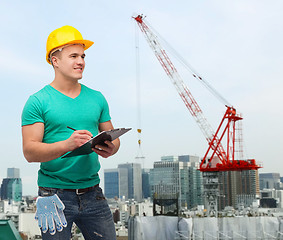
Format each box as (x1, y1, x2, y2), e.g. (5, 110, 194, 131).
(21, 95, 44, 126)
(99, 93, 111, 123)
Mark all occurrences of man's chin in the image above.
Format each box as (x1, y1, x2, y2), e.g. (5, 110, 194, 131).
(76, 75, 83, 80)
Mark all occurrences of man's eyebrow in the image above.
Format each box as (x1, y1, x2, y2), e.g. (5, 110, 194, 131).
(69, 53, 86, 57)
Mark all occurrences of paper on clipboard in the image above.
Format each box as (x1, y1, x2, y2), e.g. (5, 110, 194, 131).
(62, 128, 131, 158)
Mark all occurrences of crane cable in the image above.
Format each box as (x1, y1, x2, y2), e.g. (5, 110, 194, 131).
(135, 22, 145, 162)
(144, 18, 252, 162)
(145, 19, 232, 107)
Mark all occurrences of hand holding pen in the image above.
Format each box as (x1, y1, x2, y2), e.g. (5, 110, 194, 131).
(66, 126, 77, 132)
(67, 126, 115, 158)
(67, 126, 93, 137)
(66, 126, 93, 151)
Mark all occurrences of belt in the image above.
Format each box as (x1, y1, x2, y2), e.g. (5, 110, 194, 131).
(39, 184, 99, 195)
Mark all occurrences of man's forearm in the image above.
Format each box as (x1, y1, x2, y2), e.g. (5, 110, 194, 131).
(22, 124, 93, 163)
(112, 138, 120, 155)
(23, 140, 69, 163)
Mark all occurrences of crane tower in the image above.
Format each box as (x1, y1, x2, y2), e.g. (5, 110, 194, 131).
(133, 14, 261, 214)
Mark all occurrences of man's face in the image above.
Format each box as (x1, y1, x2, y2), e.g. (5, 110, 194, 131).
(54, 44, 86, 81)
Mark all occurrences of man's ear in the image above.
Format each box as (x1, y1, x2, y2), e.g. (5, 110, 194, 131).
(51, 56, 59, 67)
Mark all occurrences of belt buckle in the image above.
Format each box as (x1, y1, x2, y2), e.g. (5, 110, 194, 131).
(76, 189, 84, 195)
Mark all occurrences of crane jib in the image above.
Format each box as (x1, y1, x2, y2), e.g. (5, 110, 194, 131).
(133, 14, 261, 172)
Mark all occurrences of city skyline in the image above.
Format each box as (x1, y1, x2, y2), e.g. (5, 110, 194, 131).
(1, 1, 283, 195)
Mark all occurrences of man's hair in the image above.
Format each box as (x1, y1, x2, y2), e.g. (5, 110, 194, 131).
(50, 49, 62, 67)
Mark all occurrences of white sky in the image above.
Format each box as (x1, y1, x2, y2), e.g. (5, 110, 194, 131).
(0, 0, 282, 195)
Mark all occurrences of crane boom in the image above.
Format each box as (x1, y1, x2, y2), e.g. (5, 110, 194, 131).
(134, 15, 261, 172)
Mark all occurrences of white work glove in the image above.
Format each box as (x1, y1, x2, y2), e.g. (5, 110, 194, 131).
(35, 194, 67, 235)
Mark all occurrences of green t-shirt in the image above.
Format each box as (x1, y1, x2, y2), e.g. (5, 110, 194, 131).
(21, 84, 111, 189)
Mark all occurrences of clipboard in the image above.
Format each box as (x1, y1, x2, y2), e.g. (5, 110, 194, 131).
(62, 128, 131, 158)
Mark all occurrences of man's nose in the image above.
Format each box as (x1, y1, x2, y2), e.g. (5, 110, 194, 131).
(77, 56, 85, 65)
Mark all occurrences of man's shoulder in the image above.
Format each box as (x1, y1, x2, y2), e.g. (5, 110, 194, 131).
(22, 86, 51, 120)
(30, 85, 51, 100)
(81, 84, 104, 98)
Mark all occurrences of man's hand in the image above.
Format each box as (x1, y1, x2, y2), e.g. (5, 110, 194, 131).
(92, 140, 115, 158)
(96, 121, 120, 157)
(65, 130, 93, 151)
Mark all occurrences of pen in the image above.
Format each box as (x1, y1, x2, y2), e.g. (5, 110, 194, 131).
(67, 126, 77, 131)
(67, 126, 94, 138)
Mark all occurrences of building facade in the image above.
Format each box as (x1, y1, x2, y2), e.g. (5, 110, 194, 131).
(105, 163, 143, 202)
(0, 168, 22, 202)
(118, 163, 142, 202)
(150, 155, 204, 209)
(218, 170, 260, 209)
(7, 168, 20, 179)
(259, 173, 281, 190)
(142, 169, 151, 199)
(104, 168, 128, 199)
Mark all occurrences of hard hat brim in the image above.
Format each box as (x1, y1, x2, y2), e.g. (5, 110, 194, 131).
(46, 39, 94, 64)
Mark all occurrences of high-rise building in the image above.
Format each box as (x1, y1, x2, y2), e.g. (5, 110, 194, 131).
(218, 170, 260, 209)
(104, 163, 143, 201)
(187, 166, 204, 209)
(7, 168, 20, 179)
(118, 163, 142, 202)
(259, 173, 281, 190)
(161, 156, 178, 162)
(1, 168, 22, 202)
(142, 169, 151, 199)
(150, 155, 204, 209)
(178, 155, 199, 163)
(104, 168, 128, 199)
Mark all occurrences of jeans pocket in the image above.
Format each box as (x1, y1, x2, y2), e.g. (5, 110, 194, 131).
(95, 187, 106, 200)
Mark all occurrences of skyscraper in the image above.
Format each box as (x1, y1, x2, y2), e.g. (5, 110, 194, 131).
(218, 170, 260, 209)
(142, 169, 151, 199)
(7, 168, 20, 178)
(1, 168, 22, 202)
(104, 168, 128, 199)
(259, 173, 281, 190)
(187, 165, 204, 209)
(118, 163, 142, 202)
(150, 155, 204, 209)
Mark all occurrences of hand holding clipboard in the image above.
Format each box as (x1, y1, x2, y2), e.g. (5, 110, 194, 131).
(62, 128, 131, 158)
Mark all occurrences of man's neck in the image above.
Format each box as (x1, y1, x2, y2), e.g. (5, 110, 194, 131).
(50, 77, 82, 99)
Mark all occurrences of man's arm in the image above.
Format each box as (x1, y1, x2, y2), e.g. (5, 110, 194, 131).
(22, 122, 93, 163)
(92, 120, 120, 158)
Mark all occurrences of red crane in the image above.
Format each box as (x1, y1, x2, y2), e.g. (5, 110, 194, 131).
(133, 15, 261, 172)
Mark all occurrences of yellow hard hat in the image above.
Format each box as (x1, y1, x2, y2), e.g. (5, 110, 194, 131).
(46, 25, 94, 64)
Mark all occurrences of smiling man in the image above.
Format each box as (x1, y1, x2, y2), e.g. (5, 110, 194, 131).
(21, 26, 119, 239)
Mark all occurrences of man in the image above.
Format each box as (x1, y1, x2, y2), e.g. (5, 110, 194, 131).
(22, 25, 119, 239)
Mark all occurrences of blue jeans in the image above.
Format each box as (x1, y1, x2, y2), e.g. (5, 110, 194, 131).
(38, 186, 116, 240)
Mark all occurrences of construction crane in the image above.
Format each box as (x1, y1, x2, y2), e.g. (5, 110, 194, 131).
(133, 14, 261, 173)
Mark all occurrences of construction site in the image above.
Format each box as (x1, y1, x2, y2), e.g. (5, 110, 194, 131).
(133, 13, 261, 213)
(128, 216, 283, 240)
(1, 0, 282, 239)
(126, 14, 280, 240)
